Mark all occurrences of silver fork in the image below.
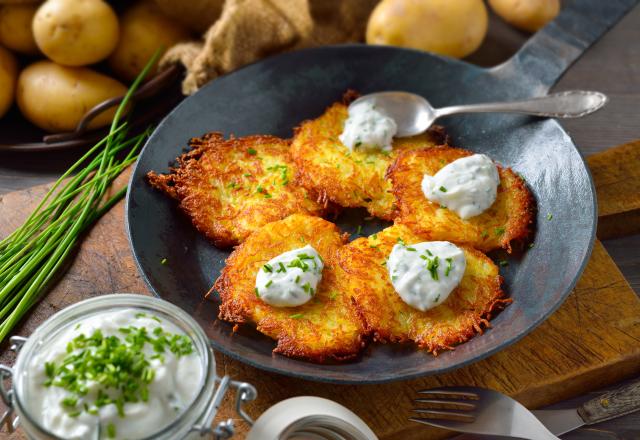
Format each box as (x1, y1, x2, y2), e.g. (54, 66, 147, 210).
(410, 387, 559, 440)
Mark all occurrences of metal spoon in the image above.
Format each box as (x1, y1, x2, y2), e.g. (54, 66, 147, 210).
(351, 90, 608, 137)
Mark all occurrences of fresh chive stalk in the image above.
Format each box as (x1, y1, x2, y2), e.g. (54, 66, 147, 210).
(0, 52, 161, 343)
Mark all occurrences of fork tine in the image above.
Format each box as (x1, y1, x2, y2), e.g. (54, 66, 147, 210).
(417, 389, 479, 400)
(410, 409, 475, 422)
(413, 398, 476, 410)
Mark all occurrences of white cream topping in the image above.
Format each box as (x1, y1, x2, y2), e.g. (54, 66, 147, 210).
(26, 309, 202, 440)
(255, 245, 324, 307)
(421, 154, 500, 220)
(387, 241, 466, 312)
(339, 101, 397, 152)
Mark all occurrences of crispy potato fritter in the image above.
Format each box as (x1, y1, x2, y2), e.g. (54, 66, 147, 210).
(291, 100, 448, 220)
(389, 147, 535, 252)
(214, 214, 367, 362)
(147, 133, 333, 248)
(337, 224, 509, 354)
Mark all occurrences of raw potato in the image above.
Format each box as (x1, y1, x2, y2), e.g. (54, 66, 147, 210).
(366, 0, 488, 59)
(0, 45, 18, 118)
(17, 61, 127, 132)
(33, 0, 119, 66)
(109, 1, 191, 82)
(489, 0, 560, 32)
(0, 4, 39, 55)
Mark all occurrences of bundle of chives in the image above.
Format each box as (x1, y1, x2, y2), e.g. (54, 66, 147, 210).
(0, 53, 160, 343)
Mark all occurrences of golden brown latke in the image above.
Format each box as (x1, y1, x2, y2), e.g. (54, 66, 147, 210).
(214, 214, 367, 363)
(290, 97, 448, 220)
(337, 224, 508, 354)
(147, 133, 333, 248)
(389, 146, 535, 252)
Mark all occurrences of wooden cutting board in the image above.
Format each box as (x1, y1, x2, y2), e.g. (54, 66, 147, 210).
(1, 141, 639, 439)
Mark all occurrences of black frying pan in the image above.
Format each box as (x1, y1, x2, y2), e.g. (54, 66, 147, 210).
(126, 0, 637, 383)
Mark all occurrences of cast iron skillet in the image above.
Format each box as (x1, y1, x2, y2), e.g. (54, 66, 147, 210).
(126, 0, 637, 383)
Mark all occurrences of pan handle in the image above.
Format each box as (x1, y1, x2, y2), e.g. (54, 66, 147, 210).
(494, 0, 638, 93)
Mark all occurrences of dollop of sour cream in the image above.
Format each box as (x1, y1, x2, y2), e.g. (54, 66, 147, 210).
(387, 241, 466, 312)
(26, 309, 202, 440)
(255, 245, 324, 307)
(422, 154, 500, 220)
(339, 101, 398, 152)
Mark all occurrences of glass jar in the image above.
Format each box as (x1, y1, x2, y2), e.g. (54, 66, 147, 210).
(0, 294, 256, 440)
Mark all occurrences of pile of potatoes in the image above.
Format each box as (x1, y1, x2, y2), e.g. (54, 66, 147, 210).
(367, 0, 560, 59)
(0, 0, 191, 132)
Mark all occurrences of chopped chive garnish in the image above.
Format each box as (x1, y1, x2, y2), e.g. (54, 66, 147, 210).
(481, 230, 489, 238)
(44, 326, 193, 419)
(263, 263, 273, 273)
(356, 225, 362, 235)
(498, 260, 509, 267)
(277, 262, 287, 273)
(439, 186, 447, 192)
(160, 258, 167, 265)
(494, 227, 506, 236)
(107, 423, 116, 438)
(445, 257, 453, 276)
(406, 247, 416, 252)
(265, 280, 273, 288)
(528, 242, 535, 249)
(329, 291, 338, 300)
(247, 148, 257, 155)
(255, 287, 260, 298)
(243, 173, 252, 177)
(295, 275, 300, 283)
(426, 256, 440, 280)
(547, 213, 553, 220)
(289, 313, 304, 319)
(426, 250, 433, 256)
(434, 294, 440, 303)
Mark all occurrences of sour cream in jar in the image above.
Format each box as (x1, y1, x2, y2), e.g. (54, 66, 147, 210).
(339, 101, 398, 152)
(387, 241, 466, 311)
(422, 154, 500, 220)
(25, 309, 203, 440)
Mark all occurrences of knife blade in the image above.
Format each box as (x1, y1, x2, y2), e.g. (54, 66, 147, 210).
(451, 409, 585, 440)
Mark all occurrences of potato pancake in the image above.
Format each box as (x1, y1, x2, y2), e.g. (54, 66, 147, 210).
(389, 146, 535, 252)
(337, 224, 508, 354)
(214, 214, 367, 362)
(290, 98, 448, 220)
(147, 133, 333, 248)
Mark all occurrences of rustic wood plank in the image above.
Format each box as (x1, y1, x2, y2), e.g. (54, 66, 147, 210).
(588, 140, 640, 240)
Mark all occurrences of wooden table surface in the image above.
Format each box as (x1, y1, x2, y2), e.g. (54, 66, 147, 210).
(0, 5, 638, 439)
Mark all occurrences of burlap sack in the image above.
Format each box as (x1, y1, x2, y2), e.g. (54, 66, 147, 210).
(158, 0, 379, 95)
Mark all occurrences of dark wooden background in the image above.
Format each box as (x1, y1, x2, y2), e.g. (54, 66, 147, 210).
(0, 5, 638, 439)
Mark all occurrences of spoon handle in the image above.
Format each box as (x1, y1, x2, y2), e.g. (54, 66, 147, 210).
(434, 91, 607, 120)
